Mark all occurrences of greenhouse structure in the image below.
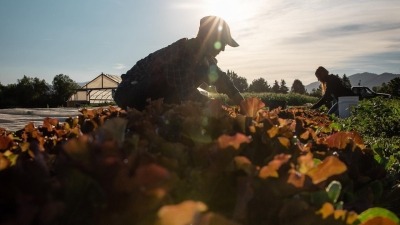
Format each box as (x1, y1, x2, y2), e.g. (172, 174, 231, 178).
(67, 73, 121, 106)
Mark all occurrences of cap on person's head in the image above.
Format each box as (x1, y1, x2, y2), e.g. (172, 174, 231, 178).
(197, 16, 239, 47)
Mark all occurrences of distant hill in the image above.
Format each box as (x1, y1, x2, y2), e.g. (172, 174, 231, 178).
(305, 72, 400, 92)
(77, 82, 88, 87)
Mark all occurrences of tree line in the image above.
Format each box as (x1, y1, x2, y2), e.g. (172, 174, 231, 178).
(0, 74, 80, 108)
(227, 70, 316, 96)
(2, 71, 396, 109)
(227, 70, 307, 94)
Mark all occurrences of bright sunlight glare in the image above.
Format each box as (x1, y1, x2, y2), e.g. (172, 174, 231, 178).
(203, 0, 261, 24)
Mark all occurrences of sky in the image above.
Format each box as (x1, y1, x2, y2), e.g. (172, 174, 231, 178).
(1, 0, 399, 87)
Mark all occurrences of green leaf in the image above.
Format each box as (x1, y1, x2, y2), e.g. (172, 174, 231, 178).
(356, 207, 399, 225)
(386, 155, 397, 170)
(329, 122, 342, 131)
(373, 153, 384, 165)
(325, 180, 342, 203)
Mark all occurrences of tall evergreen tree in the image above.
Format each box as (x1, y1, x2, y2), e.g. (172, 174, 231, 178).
(279, 79, 289, 94)
(271, 80, 280, 93)
(342, 74, 352, 89)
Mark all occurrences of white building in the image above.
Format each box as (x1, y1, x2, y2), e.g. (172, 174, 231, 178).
(68, 73, 121, 106)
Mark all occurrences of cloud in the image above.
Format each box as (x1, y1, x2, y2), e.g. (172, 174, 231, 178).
(113, 63, 127, 70)
(217, 0, 400, 86)
(278, 22, 400, 45)
(339, 51, 400, 72)
(318, 22, 400, 38)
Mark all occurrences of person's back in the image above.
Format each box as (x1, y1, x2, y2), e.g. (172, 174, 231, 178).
(116, 38, 193, 109)
(325, 74, 355, 99)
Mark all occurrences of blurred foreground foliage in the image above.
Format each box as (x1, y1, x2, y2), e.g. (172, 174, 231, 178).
(0, 98, 399, 225)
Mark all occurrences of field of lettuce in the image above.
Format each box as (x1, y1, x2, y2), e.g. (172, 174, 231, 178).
(0, 97, 399, 225)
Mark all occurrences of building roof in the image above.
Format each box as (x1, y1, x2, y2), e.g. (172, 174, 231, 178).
(81, 73, 121, 88)
(103, 73, 122, 84)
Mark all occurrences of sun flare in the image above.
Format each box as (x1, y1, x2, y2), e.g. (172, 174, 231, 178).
(202, 0, 260, 25)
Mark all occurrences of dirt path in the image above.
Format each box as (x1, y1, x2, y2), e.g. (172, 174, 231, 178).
(0, 108, 80, 132)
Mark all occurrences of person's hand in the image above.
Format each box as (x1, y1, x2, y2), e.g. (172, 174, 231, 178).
(231, 92, 244, 106)
(189, 90, 210, 104)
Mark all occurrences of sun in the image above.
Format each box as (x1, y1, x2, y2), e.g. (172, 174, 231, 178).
(202, 0, 260, 25)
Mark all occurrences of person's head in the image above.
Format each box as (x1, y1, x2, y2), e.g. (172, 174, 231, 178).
(196, 16, 239, 57)
(315, 66, 329, 82)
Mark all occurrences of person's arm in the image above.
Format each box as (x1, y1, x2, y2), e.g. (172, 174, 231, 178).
(311, 83, 333, 109)
(311, 94, 328, 109)
(211, 66, 244, 104)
